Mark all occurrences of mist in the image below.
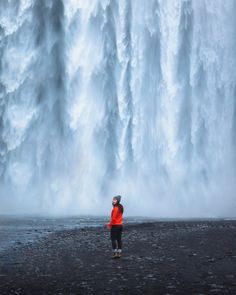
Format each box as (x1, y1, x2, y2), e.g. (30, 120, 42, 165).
(0, 0, 236, 218)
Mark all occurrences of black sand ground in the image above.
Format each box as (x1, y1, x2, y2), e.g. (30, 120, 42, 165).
(0, 220, 236, 294)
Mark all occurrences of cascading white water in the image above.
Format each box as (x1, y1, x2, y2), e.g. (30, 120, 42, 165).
(0, 0, 236, 217)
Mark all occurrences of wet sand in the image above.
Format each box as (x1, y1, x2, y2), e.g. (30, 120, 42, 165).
(0, 220, 236, 294)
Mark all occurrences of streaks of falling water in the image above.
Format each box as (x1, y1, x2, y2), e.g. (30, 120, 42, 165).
(0, 0, 235, 217)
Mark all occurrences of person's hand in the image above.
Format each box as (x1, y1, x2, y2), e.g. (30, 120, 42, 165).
(107, 224, 111, 230)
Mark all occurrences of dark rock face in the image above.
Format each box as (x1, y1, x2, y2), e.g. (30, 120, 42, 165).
(0, 220, 236, 294)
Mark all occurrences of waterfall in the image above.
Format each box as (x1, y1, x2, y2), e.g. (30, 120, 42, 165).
(0, 0, 236, 217)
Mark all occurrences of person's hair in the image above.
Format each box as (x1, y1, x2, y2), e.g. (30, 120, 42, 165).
(117, 203, 124, 214)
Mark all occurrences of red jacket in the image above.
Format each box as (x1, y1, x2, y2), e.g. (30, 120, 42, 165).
(107, 205, 123, 228)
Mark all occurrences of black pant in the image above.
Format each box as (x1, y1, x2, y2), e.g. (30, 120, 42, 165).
(110, 225, 123, 250)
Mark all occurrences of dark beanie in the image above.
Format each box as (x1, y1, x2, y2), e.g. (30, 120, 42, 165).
(114, 195, 121, 203)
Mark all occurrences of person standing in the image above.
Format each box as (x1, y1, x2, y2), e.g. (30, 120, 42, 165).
(107, 195, 124, 259)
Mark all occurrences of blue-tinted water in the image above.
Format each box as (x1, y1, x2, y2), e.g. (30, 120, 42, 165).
(2, 215, 232, 253)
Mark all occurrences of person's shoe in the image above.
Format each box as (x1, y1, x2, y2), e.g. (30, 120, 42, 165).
(117, 251, 122, 258)
(112, 252, 118, 259)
